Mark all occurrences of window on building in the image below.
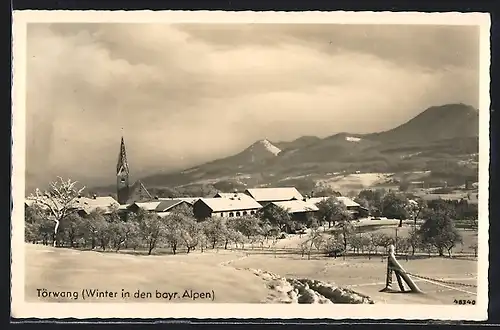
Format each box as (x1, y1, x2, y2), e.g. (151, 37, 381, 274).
(250, 211, 255, 215)
(229, 212, 234, 217)
(236, 212, 241, 217)
(220, 212, 224, 217)
(243, 211, 247, 216)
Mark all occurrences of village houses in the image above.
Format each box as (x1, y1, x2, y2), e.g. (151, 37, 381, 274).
(192, 194, 263, 220)
(26, 137, 374, 223)
(244, 187, 304, 206)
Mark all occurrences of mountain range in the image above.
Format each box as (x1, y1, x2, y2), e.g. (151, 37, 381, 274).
(93, 103, 479, 195)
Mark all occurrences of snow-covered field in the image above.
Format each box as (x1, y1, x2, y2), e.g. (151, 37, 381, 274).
(229, 254, 477, 305)
(318, 173, 393, 191)
(25, 233, 477, 305)
(25, 244, 270, 303)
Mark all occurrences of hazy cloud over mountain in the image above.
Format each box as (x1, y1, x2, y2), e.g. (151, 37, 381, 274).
(26, 23, 480, 191)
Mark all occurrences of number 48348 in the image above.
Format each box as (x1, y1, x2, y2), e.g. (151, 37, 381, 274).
(454, 299, 476, 305)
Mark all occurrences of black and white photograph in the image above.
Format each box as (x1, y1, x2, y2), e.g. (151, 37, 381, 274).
(11, 10, 490, 320)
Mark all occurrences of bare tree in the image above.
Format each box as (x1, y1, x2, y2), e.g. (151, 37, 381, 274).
(407, 227, 421, 256)
(406, 198, 426, 227)
(323, 235, 344, 259)
(365, 235, 377, 259)
(180, 217, 202, 253)
(28, 177, 85, 247)
(302, 228, 324, 260)
(371, 232, 393, 253)
(138, 212, 165, 255)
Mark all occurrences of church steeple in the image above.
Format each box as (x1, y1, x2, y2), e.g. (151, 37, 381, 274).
(116, 136, 130, 204)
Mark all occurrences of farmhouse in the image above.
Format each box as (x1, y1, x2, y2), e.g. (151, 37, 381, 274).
(265, 200, 319, 223)
(213, 192, 253, 200)
(192, 197, 263, 220)
(306, 196, 369, 219)
(127, 199, 192, 213)
(25, 198, 56, 218)
(156, 199, 192, 212)
(127, 201, 162, 212)
(158, 197, 199, 205)
(244, 187, 304, 206)
(150, 200, 194, 218)
(25, 195, 120, 217)
(73, 195, 120, 216)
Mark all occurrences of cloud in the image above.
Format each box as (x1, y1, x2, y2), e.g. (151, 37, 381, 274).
(25, 23, 479, 190)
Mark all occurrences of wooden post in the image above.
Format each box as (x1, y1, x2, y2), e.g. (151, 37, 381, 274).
(379, 245, 423, 294)
(379, 253, 393, 292)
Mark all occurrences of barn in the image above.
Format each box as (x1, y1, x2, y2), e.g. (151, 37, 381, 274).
(192, 197, 263, 220)
(244, 187, 304, 207)
(264, 200, 319, 223)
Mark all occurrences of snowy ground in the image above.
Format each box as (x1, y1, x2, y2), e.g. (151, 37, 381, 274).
(25, 237, 477, 305)
(318, 173, 393, 192)
(228, 254, 477, 305)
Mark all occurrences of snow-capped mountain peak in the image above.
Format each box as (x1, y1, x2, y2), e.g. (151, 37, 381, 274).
(256, 139, 281, 156)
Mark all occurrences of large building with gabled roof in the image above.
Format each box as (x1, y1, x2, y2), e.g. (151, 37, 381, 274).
(244, 187, 304, 206)
(193, 196, 263, 220)
(261, 200, 319, 224)
(127, 199, 191, 214)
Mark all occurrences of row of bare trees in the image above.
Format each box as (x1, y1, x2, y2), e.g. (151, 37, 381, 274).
(24, 178, 284, 255)
(298, 211, 472, 260)
(25, 204, 286, 255)
(25, 178, 475, 258)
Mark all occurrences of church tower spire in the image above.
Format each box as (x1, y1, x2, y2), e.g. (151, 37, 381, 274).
(116, 136, 130, 204)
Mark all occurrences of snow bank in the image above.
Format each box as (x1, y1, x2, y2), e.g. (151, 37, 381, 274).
(248, 269, 374, 304)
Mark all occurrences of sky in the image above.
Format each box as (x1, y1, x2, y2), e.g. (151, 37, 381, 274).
(25, 23, 480, 191)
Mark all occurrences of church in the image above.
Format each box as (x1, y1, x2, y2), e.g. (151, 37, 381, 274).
(116, 137, 154, 205)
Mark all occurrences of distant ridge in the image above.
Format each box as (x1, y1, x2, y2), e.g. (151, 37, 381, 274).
(92, 103, 479, 192)
(366, 103, 479, 143)
(273, 136, 322, 152)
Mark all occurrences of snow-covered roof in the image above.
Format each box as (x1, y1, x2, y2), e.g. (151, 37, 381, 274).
(245, 187, 304, 202)
(158, 197, 199, 205)
(25, 196, 119, 214)
(213, 192, 255, 201)
(196, 197, 262, 213)
(129, 201, 162, 211)
(306, 197, 329, 205)
(74, 196, 119, 214)
(155, 199, 190, 212)
(336, 196, 360, 208)
(271, 200, 319, 213)
(307, 196, 360, 208)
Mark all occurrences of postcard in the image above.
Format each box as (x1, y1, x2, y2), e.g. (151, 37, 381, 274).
(11, 10, 490, 321)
